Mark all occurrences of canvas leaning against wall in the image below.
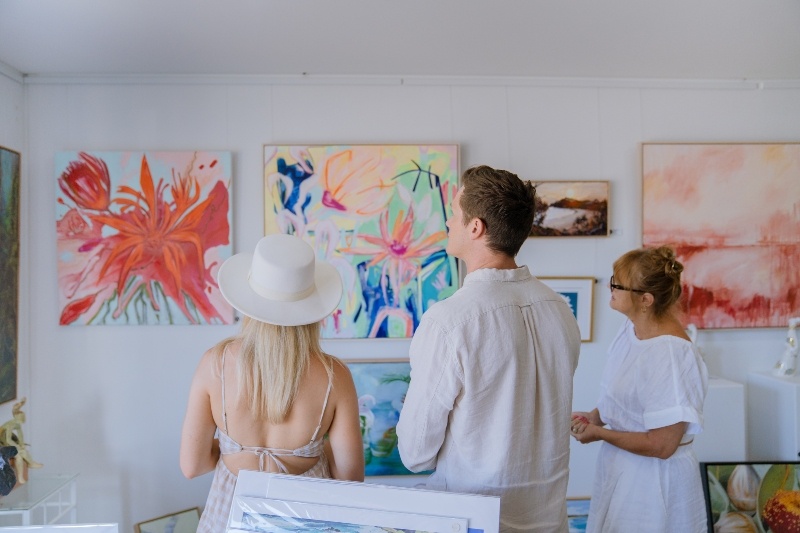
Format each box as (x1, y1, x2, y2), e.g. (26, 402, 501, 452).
(642, 143, 800, 329)
(55, 151, 234, 326)
(264, 145, 459, 339)
(0, 146, 20, 404)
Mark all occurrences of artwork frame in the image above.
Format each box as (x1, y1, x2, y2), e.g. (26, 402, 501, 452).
(530, 180, 609, 237)
(700, 461, 800, 533)
(228, 496, 467, 533)
(0, 145, 20, 405)
(346, 359, 423, 476)
(567, 497, 590, 533)
(0, 527, 118, 533)
(539, 277, 595, 342)
(642, 142, 800, 329)
(264, 144, 460, 340)
(134, 507, 200, 533)
(233, 472, 501, 533)
(55, 150, 234, 326)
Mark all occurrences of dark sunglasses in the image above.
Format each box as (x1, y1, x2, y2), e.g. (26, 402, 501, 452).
(610, 275, 645, 293)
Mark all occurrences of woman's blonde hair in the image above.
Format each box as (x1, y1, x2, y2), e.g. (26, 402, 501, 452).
(215, 316, 333, 424)
(613, 245, 685, 318)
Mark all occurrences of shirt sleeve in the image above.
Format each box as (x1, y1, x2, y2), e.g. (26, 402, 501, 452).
(396, 315, 462, 472)
(638, 341, 708, 435)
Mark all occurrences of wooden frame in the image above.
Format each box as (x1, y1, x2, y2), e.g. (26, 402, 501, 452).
(134, 507, 200, 533)
(700, 461, 800, 533)
(642, 142, 800, 329)
(264, 144, 460, 339)
(0, 145, 20, 405)
(529, 180, 609, 237)
(539, 277, 595, 342)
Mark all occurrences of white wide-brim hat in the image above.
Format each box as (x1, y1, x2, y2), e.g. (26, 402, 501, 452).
(218, 234, 342, 326)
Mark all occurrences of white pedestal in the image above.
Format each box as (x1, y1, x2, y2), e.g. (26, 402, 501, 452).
(747, 371, 800, 461)
(694, 376, 746, 462)
(0, 473, 77, 526)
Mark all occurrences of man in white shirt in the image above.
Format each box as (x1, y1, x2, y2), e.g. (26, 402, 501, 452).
(396, 165, 581, 533)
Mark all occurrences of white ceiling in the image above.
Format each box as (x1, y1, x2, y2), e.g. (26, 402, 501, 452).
(1, 0, 799, 80)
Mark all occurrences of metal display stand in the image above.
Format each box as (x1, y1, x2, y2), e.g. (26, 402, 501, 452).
(0, 474, 78, 526)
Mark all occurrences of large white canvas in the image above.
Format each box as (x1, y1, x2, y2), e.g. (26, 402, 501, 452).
(228, 496, 467, 533)
(234, 471, 500, 533)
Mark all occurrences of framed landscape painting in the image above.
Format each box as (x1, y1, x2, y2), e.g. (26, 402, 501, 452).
(55, 151, 234, 326)
(0, 146, 20, 405)
(347, 359, 423, 476)
(135, 507, 200, 533)
(643, 143, 800, 329)
(264, 144, 459, 339)
(539, 277, 595, 342)
(701, 462, 800, 533)
(530, 181, 609, 237)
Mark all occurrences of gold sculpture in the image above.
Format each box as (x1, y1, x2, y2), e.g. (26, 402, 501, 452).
(0, 398, 43, 484)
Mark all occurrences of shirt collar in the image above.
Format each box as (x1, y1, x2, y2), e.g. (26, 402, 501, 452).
(463, 265, 532, 285)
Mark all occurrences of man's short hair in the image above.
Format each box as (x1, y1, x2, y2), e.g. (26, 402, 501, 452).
(459, 165, 536, 257)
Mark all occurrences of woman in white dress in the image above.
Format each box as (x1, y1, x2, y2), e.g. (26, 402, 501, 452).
(571, 246, 708, 533)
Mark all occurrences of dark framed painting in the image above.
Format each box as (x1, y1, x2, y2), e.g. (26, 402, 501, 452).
(701, 461, 800, 532)
(264, 144, 460, 339)
(530, 180, 609, 237)
(643, 143, 800, 329)
(0, 146, 20, 405)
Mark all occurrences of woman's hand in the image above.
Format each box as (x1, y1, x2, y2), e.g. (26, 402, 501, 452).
(570, 410, 602, 443)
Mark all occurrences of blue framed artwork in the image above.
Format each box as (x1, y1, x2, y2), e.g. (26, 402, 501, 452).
(0, 146, 20, 405)
(539, 277, 594, 342)
(567, 497, 590, 533)
(347, 360, 426, 476)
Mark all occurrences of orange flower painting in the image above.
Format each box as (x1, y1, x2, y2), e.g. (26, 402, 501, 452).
(265, 145, 459, 339)
(56, 151, 233, 325)
(643, 143, 800, 329)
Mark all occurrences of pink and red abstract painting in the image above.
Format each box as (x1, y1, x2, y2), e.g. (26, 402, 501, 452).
(56, 151, 233, 325)
(642, 143, 800, 329)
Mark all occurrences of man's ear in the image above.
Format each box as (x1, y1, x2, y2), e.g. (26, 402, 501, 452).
(469, 217, 486, 240)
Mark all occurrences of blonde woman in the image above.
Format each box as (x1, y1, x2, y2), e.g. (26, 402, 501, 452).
(180, 234, 364, 532)
(571, 246, 708, 532)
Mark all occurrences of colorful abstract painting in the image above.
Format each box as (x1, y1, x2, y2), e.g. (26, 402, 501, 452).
(0, 146, 20, 404)
(56, 151, 233, 325)
(264, 145, 459, 339)
(642, 143, 800, 329)
(347, 360, 425, 476)
(531, 181, 609, 236)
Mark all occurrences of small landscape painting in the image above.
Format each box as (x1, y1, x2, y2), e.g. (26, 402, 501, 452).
(530, 181, 609, 237)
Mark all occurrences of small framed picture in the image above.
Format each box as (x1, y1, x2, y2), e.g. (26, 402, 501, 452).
(134, 507, 200, 533)
(567, 496, 590, 533)
(539, 277, 595, 342)
(530, 180, 609, 237)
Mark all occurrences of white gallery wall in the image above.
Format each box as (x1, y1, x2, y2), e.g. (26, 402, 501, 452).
(11, 74, 800, 530)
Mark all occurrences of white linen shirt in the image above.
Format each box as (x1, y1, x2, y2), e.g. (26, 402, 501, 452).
(397, 266, 581, 533)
